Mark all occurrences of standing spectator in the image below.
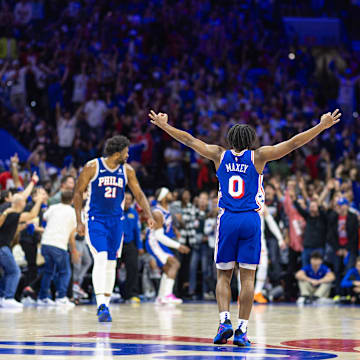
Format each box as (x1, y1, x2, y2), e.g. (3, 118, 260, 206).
(48, 175, 75, 205)
(72, 63, 88, 105)
(37, 191, 79, 307)
(295, 251, 335, 304)
(189, 192, 210, 299)
(283, 179, 305, 300)
(56, 102, 83, 158)
(293, 198, 327, 267)
(327, 198, 359, 299)
(0, 153, 23, 190)
(264, 182, 284, 285)
(164, 141, 184, 189)
(6, 61, 27, 110)
(120, 192, 143, 303)
(83, 92, 108, 136)
(0, 191, 45, 308)
(19, 188, 48, 300)
(176, 189, 197, 296)
(341, 256, 360, 304)
(204, 197, 218, 296)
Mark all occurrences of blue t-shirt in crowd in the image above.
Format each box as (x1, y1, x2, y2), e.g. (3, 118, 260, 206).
(341, 268, 360, 288)
(302, 264, 330, 280)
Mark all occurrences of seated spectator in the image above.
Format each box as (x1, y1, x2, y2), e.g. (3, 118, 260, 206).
(341, 256, 360, 304)
(37, 191, 79, 307)
(295, 251, 335, 305)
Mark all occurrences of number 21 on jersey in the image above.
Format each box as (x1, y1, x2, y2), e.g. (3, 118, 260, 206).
(228, 175, 245, 199)
(104, 187, 117, 198)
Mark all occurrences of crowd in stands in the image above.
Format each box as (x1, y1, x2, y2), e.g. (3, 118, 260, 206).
(1, 0, 360, 307)
(1, 151, 360, 308)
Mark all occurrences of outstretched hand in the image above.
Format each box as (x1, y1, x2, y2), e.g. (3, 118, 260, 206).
(320, 109, 341, 129)
(149, 110, 168, 127)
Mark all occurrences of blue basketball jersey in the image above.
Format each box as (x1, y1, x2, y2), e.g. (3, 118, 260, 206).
(217, 150, 264, 212)
(85, 157, 127, 218)
(153, 204, 176, 239)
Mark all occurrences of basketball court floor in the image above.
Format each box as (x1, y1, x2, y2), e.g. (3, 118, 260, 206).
(0, 302, 359, 359)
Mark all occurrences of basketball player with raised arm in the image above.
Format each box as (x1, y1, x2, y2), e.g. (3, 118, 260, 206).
(149, 109, 341, 346)
(74, 135, 154, 322)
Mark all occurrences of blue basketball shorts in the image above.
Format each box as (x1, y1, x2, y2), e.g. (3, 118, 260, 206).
(145, 231, 174, 268)
(214, 208, 261, 270)
(86, 215, 124, 260)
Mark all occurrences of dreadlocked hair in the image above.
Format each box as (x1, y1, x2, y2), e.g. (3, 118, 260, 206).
(226, 124, 257, 152)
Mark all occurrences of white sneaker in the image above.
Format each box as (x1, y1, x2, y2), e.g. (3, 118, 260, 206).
(2, 298, 24, 308)
(155, 296, 165, 305)
(21, 297, 37, 306)
(316, 297, 334, 305)
(55, 297, 75, 307)
(73, 283, 88, 299)
(296, 296, 306, 305)
(37, 298, 57, 307)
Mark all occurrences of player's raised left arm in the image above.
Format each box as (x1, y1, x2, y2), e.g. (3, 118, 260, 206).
(149, 110, 225, 169)
(254, 110, 341, 173)
(126, 164, 154, 228)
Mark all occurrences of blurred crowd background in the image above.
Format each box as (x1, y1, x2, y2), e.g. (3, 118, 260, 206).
(1, 0, 360, 307)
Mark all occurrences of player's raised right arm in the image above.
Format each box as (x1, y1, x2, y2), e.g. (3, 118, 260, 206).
(73, 161, 96, 236)
(149, 110, 225, 168)
(254, 110, 341, 173)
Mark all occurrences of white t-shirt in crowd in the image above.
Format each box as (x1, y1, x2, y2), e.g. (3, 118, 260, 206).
(84, 100, 107, 128)
(41, 203, 76, 251)
(6, 67, 27, 95)
(72, 74, 88, 103)
(57, 116, 77, 147)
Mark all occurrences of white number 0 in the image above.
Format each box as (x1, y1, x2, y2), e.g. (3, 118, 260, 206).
(104, 187, 117, 198)
(228, 175, 245, 199)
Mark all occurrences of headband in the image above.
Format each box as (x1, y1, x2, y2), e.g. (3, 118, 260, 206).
(157, 187, 170, 202)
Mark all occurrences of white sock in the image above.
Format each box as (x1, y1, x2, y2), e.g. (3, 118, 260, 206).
(254, 261, 267, 294)
(158, 273, 167, 298)
(220, 311, 230, 323)
(238, 319, 248, 332)
(105, 260, 117, 295)
(92, 252, 107, 306)
(104, 295, 111, 307)
(96, 294, 105, 306)
(164, 277, 175, 297)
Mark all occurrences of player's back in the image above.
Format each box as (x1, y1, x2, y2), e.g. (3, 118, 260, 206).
(85, 157, 127, 218)
(217, 150, 264, 213)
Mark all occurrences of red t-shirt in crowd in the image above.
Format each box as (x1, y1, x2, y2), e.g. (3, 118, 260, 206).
(338, 215, 348, 247)
(0, 171, 24, 190)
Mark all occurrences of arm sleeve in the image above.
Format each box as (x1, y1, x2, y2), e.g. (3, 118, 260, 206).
(341, 269, 355, 288)
(264, 213, 284, 245)
(154, 228, 180, 250)
(293, 201, 308, 218)
(134, 212, 143, 250)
